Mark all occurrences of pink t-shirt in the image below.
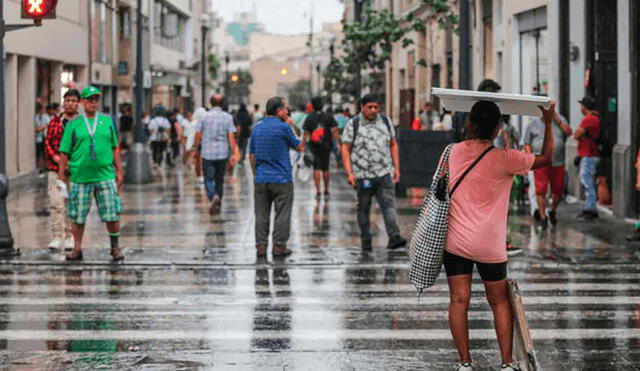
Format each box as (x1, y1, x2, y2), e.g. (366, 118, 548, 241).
(446, 141, 535, 263)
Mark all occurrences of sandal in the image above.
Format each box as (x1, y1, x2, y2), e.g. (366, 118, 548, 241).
(65, 250, 83, 261)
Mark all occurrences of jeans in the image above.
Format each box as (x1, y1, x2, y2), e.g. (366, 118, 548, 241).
(151, 141, 167, 165)
(579, 157, 599, 211)
(48, 172, 71, 240)
(238, 136, 249, 160)
(254, 183, 294, 247)
(202, 159, 228, 201)
(356, 174, 401, 241)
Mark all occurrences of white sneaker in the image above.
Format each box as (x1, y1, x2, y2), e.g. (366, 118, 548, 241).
(47, 238, 62, 250)
(197, 176, 204, 184)
(501, 363, 521, 371)
(455, 362, 473, 371)
(63, 237, 75, 250)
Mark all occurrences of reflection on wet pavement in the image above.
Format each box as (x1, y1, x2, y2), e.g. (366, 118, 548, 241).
(1, 164, 640, 369)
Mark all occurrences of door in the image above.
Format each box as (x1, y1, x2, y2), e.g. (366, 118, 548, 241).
(586, 0, 617, 184)
(399, 89, 415, 129)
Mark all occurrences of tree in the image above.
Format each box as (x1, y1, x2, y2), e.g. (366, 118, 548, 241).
(208, 54, 221, 80)
(287, 80, 311, 109)
(324, 0, 458, 102)
(226, 70, 253, 105)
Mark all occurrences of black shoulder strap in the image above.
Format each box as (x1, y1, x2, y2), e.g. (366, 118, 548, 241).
(449, 145, 494, 197)
(380, 114, 392, 136)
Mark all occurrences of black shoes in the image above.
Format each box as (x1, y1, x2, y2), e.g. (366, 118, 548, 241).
(387, 236, 407, 250)
(577, 210, 599, 221)
(361, 236, 407, 251)
(535, 217, 548, 229)
(626, 230, 640, 242)
(548, 210, 557, 226)
(361, 239, 372, 251)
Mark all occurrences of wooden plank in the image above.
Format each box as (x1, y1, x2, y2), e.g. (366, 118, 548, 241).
(508, 278, 540, 371)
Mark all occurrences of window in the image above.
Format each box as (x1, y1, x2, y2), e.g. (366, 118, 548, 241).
(154, 0, 186, 51)
(119, 9, 131, 40)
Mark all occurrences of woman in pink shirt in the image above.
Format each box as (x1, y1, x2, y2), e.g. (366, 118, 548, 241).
(446, 101, 555, 371)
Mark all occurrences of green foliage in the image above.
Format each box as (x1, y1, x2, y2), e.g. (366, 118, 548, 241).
(287, 80, 311, 109)
(323, 0, 458, 102)
(208, 54, 221, 80)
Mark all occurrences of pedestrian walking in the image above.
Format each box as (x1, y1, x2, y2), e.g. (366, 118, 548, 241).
(235, 104, 253, 161)
(119, 105, 133, 150)
(523, 110, 572, 227)
(44, 89, 81, 250)
(192, 107, 206, 186)
(167, 109, 183, 167)
(180, 111, 193, 166)
(574, 96, 601, 221)
(57, 86, 124, 261)
(35, 103, 51, 171)
(249, 97, 304, 258)
(445, 100, 555, 371)
(302, 97, 340, 197)
(627, 149, 640, 242)
(252, 104, 264, 124)
(340, 94, 407, 251)
(194, 94, 241, 215)
(148, 106, 171, 167)
(419, 102, 435, 131)
(434, 109, 453, 131)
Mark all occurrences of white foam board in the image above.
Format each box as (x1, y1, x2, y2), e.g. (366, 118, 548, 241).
(431, 88, 552, 117)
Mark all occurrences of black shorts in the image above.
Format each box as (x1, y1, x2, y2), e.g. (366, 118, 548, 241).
(443, 251, 507, 282)
(312, 149, 331, 171)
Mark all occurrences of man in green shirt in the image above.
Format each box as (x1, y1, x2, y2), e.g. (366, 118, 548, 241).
(58, 86, 124, 261)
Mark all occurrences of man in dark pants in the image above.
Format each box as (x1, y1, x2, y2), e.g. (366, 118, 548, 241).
(195, 94, 241, 215)
(249, 97, 304, 258)
(340, 94, 407, 251)
(302, 97, 340, 197)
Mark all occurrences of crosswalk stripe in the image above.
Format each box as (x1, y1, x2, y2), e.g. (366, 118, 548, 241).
(0, 328, 637, 341)
(1, 295, 639, 306)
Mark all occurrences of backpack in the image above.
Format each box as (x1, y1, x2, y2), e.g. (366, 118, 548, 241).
(308, 112, 334, 150)
(351, 114, 392, 146)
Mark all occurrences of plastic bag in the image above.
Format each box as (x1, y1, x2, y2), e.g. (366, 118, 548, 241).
(296, 156, 311, 183)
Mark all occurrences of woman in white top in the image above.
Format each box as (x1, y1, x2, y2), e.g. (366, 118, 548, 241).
(434, 109, 453, 131)
(190, 107, 207, 184)
(148, 107, 172, 166)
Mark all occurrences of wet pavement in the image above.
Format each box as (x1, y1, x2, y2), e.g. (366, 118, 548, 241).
(1, 162, 640, 370)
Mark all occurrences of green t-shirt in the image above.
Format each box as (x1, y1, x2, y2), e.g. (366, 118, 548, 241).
(59, 114, 118, 183)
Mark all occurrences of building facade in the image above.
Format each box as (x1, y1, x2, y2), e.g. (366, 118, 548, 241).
(3, 0, 90, 178)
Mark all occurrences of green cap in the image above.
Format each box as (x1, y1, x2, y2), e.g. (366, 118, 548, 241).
(81, 86, 101, 99)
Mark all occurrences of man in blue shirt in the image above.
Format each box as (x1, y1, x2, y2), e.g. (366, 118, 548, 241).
(249, 97, 304, 258)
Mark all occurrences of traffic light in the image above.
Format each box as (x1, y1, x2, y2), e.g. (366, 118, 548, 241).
(21, 0, 58, 20)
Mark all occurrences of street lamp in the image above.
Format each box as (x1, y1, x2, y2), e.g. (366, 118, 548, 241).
(200, 14, 211, 108)
(124, 0, 152, 184)
(224, 53, 230, 101)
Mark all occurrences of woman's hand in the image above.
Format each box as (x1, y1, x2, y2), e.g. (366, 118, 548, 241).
(539, 101, 556, 125)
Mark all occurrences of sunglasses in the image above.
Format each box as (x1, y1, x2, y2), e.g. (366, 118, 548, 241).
(86, 96, 101, 103)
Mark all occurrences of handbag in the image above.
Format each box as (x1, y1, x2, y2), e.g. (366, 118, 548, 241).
(409, 144, 494, 293)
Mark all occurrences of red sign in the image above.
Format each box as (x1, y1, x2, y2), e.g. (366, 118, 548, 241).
(22, 0, 58, 20)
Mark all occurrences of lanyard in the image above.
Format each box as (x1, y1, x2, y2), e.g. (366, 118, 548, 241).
(82, 113, 100, 161)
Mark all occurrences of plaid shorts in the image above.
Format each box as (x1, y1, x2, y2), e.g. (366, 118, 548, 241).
(68, 180, 122, 224)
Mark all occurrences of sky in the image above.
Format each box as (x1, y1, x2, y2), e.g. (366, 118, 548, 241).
(211, 0, 345, 35)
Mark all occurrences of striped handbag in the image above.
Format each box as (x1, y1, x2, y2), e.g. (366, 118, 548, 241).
(409, 144, 494, 293)
(409, 144, 454, 292)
